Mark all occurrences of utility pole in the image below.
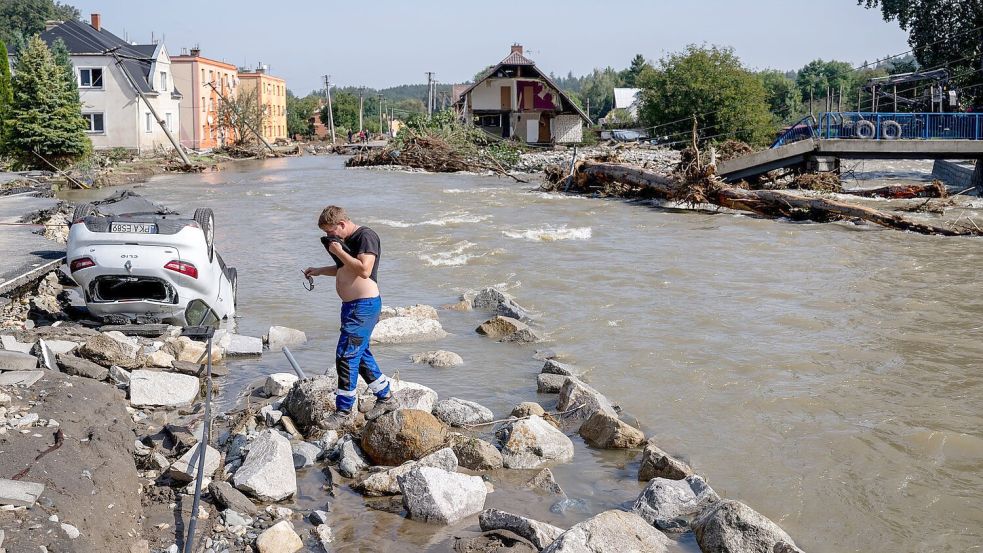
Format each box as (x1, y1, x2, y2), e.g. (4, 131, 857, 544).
(425, 72, 434, 117)
(377, 93, 384, 138)
(358, 87, 365, 132)
(323, 74, 336, 144)
(586, 97, 590, 121)
(390, 107, 395, 137)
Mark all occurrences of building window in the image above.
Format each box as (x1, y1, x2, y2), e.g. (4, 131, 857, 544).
(146, 112, 153, 133)
(165, 112, 173, 132)
(208, 70, 214, 85)
(201, 96, 205, 112)
(201, 68, 205, 83)
(82, 113, 104, 133)
(78, 68, 103, 88)
(160, 71, 168, 91)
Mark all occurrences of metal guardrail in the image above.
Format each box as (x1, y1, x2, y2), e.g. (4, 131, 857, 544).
(772, 112, 983, 149)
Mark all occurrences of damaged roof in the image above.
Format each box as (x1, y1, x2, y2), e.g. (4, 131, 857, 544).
(37, 20, 174, 97)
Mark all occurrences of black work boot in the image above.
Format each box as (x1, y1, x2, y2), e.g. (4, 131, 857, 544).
(365, 393, 399, 421)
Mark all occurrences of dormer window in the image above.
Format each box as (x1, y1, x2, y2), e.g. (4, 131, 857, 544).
(79, 68, 103, 88)
(160, 71, 168, 91)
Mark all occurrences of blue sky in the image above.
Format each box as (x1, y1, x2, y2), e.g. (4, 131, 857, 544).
(67, 0, 910, 94)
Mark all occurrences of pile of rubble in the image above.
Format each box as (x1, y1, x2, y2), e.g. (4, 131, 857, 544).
(513, 145, 681, 175)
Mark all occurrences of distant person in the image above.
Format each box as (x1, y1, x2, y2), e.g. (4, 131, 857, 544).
(347, 130, 353, 143)
(303, 206, 398, 429)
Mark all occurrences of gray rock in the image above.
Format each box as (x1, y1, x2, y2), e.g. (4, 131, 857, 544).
(433, 397, 494, 427)
(208, 480, 258, 515)
(479, 509, 565, 550)
(291, 441, 323, 469)
(1, 335, 35, 354)
(398, 466, 487, 524)
(261, 404, 283, 427)
(542, 509, 673, 553)
(281, 375, 336, 431)
(390, 380, 438, 412)
(383, 304, 440, 320)
(335, 434, 370, 478)
(0, 350, 38, 371)
(638, 440, 693, 481)
(108, 365, 131, 386)
(222, 509, 251, 528)
(310, 509, 329, 525)
(467, 288, 531, 320)
(56, 354, 109, 381)
(498, 416, 574, 469)
(265, 326, 307, 351)
(216, 332, 263, 356)
(60, 523, 81, 539)
(168, 444, 221, 483)
(448, 434, 504, 471)
(232, 429, 297, 501)
(43, 339, 80, 355)
(255, 520, 303, 553)
(315, 524, 334, 549)
(527, 468, 565, 496)
(0, 478, 44, 507)
(77, 333, 139, 368)
(129, 370, 200, 408)
(556, 377, 617, 425)
(578, 412, 645, 449)
(371, 316, 448, 344)
(692, 500, 798, 553)
(541, 359, 579, 377)
(0, 370, 43, 387)
(476, 316, 542, 343)
(410, 350, 464, 368)
(11, 412, 39, 428)
(511, 402, 547, 418)
(774, 542, 807, 553)
(353, 447, 457, 496)
(537, 373, 568, 394)
(632, 475, 720, 532)
(263, 373, 298, 397)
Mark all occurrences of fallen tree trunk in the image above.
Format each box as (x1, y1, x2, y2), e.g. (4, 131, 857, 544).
(839, 181, 946, 199)
(567, 161, 981, 237)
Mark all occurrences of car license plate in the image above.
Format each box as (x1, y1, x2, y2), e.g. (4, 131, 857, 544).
(110, 222, 157, 234)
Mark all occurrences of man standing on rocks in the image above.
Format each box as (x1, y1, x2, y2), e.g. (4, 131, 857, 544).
(304, 206, 399, 429)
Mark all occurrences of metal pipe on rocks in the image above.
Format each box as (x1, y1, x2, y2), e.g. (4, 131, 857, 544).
(282, 346, 307, 379)
(183, 328, 215, 553)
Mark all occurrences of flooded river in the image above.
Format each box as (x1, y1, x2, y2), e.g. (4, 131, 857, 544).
(63, 155, 983, 552)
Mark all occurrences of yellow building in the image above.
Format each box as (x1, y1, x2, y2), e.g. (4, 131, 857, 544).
(238, 65, 287, 142)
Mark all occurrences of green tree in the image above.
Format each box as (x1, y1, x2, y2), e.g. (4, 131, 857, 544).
(0, 39, 13, 143)
(637, 45, 776, 147)
(0, 0, 79, 51)
(758, 70, 802, 122)
(620, 54, 652, 87)
(860, 0, 983, 105)
(580, 67, 623, 120)
(286, 90, 319, 137)
(320, 90, 360, 132)
(795, 59, 857, 109)
(3, 36, 89, 167)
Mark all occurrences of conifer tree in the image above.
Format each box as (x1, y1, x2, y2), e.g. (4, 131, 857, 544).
(3, 35, 89, 168)
(0, 39, 13, 153)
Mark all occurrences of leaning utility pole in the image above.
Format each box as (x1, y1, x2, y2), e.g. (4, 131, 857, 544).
(204, 80, 275, 154)
(322, 74, 336, 144)
(358, 87, 365, 132)
(107, 47, 191, 166)
(377, 93, 384, 138)
(425, 72, 434, 117)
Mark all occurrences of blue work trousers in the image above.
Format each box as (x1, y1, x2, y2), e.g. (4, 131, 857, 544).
(335, 296, 391, 411)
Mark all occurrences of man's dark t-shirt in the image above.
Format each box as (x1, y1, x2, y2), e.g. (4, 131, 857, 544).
(337, 226, 381, 283)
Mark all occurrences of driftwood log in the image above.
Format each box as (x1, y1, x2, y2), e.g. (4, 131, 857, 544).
(839, 181, 946, 199)
(562, 161, 981, 237)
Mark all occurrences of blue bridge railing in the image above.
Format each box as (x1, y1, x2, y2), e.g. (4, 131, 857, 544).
(770, 112, 983, 149)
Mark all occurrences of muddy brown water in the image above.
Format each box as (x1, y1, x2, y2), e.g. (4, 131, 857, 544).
(60, 156, 983, 552)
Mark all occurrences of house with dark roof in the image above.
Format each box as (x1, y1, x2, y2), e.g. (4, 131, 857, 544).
(454, 45, 591, 144)
(35, 14, 183, 153)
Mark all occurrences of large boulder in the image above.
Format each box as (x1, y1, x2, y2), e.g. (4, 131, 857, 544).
(232, 429, 297, 501)
(78, 333, 140, 368)
(542, 510, 672, 553)
(537, 374, 568, 394)
(0, 350, 38, 371)
(638, 440, 693, 481)
(448, 433, 504, 471)
(281, 375, 336, 431)
(391, 380, 438, 412)
(353, 447, 457, 496)
(129, 370, 199, 407)
(632, 475, 719, 532)
(361, 409, 448, 466)
(398, 466, 487, 524)
(497, 416, 574, 469)
(541, 359, 580, 377)
(371, 316, 448, 344)
(465, 287, 530, 320)
(578, 412, 644, 449)
(556, 377, 617, 425)
(411, 350, 464, 368)
(255, 520, 303, 553)
(692, 500, 797, 553)
(266, 326, 307, 351)
(476, 316, 541, 343)
(479, 509, 564, 551)
(433, 397, 494, 427)
(56, 354, 109, 381)
(166, 336, 223, 365)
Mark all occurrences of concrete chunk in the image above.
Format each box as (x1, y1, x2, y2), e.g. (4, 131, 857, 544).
(0, 478, 44, 507)
(0, 370, 44, 387)
(0, 350, 38, 371)
(129, 370, 200, 407)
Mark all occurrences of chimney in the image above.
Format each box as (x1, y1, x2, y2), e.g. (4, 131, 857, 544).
(511, 43, 523, 55)
(190, 47, 201, 57)
(90, 13, 101, 31)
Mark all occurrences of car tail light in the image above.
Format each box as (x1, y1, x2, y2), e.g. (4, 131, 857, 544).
(70, 257, 95, 272)
(164, 260, 198, 279)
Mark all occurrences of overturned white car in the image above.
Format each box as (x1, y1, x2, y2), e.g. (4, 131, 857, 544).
(66, 194, 237, 326)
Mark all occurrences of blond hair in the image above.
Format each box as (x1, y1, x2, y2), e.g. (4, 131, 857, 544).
(318, 205, 349, 228)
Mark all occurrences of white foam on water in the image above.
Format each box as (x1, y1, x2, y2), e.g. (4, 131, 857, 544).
(371, 212, 491, 228)
(442, 186, 510, 194)
(502, 225, 592, 242)
(418, 240, 488, 267)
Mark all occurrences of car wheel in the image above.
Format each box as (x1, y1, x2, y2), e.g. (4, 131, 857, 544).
(193, 208, 215, 263)
(229, 268, 238, 310)
(71, 203, 96, 226)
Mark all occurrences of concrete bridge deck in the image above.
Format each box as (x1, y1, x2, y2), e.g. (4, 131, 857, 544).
(717, 139, 983, 182)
